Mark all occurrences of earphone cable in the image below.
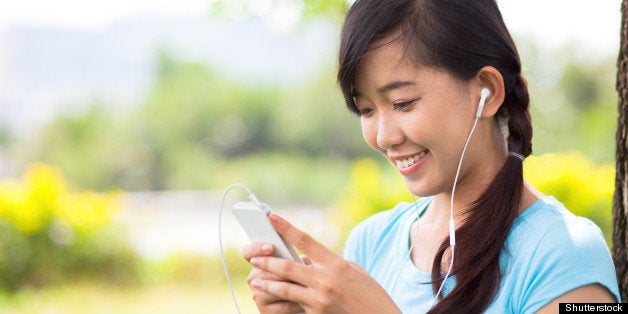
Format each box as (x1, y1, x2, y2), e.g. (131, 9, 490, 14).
(435, 113, 481, 300)
(219, 183, 260, 314)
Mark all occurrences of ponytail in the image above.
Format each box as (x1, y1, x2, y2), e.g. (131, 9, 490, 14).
(505, 75, 533, 156)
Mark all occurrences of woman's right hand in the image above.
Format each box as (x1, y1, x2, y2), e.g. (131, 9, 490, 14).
(242, 242, 306, 314)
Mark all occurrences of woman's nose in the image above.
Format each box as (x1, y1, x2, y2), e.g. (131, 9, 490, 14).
(376, 114, 404, 151)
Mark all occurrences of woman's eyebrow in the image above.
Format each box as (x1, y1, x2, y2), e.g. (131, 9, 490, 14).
(377, 80, 416, 93)
(352, 80, 416, 98)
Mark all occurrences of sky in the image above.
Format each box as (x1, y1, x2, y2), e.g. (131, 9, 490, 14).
(499, 0, 621, 54)
(0, 0, 622, 54)
(0, 0, 209, 31)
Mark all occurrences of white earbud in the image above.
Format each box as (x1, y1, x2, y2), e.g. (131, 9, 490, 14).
(475, 87, 491, 118)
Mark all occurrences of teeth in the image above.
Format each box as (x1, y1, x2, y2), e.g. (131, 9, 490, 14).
(395, 151, 427, 169)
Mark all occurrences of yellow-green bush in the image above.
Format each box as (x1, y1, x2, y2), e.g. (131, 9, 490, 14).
(335, 158, 408, 240)
(336, 153, 614, 246)
(523, 153, 614, 244)
(0, 164, 116, 235)
(0, 163, 141, 291)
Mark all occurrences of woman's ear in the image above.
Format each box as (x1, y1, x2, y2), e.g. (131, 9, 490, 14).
(474, 66, 505, 118)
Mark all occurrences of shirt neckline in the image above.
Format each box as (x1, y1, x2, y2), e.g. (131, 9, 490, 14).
(398, 198, 433, 279)
(397, 196, 553, 280)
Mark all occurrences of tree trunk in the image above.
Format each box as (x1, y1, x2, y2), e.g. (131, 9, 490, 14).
(614, 0, 628, 302)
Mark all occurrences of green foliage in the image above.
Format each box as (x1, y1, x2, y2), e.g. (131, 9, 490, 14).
(120, 52, 284, 190)
(209, 0, 348, 23)
(299, 0, 349, 23)
(141, 52, 281, 158)
(0, 123, 12, 148)
(559, 63, 601, 110)
(26, 52, 367, 198)
(271, 70, 369, 158)
(31, 104, 122, 190)
(528, 49, 617, 164)
(213, 153, 354, 205)
(19, 32, 619, 207)
(0, 164, 141, 291)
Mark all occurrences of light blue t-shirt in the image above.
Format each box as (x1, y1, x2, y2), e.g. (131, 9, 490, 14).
(343, 196, 621, 313)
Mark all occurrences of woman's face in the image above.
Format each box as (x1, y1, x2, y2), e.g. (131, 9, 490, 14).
(353, 40, 485, 197)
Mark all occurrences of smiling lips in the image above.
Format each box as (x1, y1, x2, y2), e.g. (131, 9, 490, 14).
(394, 150, 428, 170)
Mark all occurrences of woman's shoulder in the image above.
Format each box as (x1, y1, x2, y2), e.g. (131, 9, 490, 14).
(511, 196, 606, 246)
(493, 196, 619, 313)
(499, 196, 620, 309)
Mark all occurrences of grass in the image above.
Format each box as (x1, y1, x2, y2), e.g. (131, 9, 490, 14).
(0, 281, 258, 314)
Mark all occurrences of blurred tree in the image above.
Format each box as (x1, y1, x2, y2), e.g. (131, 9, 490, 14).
(531, 52, 617, 164)
(0, 123, 11, 148)
(209, 0, 348, 24)
(614, 0, 628, 302)
(31, 104, 124, 190)
(118, 51, 283, 190)
(270, 69, 372, 158)
(27, 50, 368, 195)
(561, 58, 617, 163)
(560, 63, 600, 110)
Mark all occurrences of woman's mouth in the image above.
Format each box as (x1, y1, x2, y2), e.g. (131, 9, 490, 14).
(392, 150, 429, 176)
(395, 150, 428, 169)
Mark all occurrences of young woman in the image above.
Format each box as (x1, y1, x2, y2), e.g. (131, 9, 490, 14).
(242, 0, 621, 312)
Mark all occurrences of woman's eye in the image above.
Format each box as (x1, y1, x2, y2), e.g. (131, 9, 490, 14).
(357, 108, 374, 117)
(393, 100, 416, 111)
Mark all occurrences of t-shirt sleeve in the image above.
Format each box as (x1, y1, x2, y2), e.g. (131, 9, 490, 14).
(520, 217, 620, 312)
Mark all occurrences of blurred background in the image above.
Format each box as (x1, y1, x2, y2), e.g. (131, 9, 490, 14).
(0, 0, 621, 312)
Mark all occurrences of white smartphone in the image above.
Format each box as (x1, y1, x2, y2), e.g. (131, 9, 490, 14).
(232, 201, 303, 263)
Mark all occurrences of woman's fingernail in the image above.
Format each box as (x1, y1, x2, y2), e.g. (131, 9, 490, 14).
(261, 243, 273, 253)
(268, 214, 280, 225)
(250, 257, 260, 267)
(251, 279, 262, 289)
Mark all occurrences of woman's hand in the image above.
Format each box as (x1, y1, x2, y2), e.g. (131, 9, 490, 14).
(242, 242, 305, 314)
(248, 214, 401, 314)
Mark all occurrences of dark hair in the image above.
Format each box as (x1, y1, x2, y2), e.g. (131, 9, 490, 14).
(338, 0, 532, 312)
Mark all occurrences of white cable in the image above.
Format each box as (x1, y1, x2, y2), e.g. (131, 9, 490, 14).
(219, 183, 261, 314)
(434, 113, 481, 301)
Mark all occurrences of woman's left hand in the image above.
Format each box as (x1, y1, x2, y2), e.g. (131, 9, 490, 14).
(249, 214, 401, 314)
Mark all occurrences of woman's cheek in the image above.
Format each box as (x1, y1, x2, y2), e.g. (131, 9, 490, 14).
(361, 119, 380, 152)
